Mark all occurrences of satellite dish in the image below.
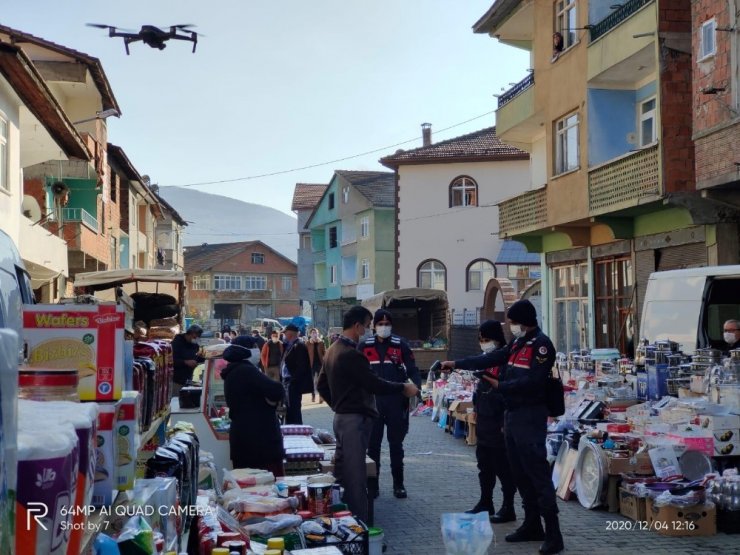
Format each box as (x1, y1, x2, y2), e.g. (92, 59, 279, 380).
(22, 195, 42, 222)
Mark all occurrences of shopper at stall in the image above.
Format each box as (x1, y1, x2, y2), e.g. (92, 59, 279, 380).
(251, 329, 267, 350)
(440, 299, 563, 555)
(222, 335, 285, 476)
(723, 319, 740, 353)
(307, 327, 326, 403)
(172, 324, 205, 397)
(282, 323, 313, 424)
(317, 306, 419, 524)
(359, 309, 421, 499)
(261, 331, 284, 382)
(463, 320, 517, 523)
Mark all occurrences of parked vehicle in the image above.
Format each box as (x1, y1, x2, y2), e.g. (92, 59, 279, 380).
(640, 265, 740, 353)
(362, 288, 449, 376)
(0, 229, 34, 343)
(250, 318, 284, 336)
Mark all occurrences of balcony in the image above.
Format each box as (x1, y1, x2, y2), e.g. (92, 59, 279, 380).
(495, 73, 541, 144)
(341, 285, 357, 299)
(136, 230, 148, 253)
(314, 288, 327, 301)
(498, 188, 547, 238)
(588, 144, 660, 215)
(589, 0, 653, 42)
(587, 0, 656, 87)
(313, 250, 326, 263)
(61, 207, 98, 231)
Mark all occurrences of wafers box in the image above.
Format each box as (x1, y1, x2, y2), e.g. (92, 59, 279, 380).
(23, 304, 125, 401)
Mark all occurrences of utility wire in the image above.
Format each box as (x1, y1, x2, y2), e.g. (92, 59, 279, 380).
(165, 109, 497, 188)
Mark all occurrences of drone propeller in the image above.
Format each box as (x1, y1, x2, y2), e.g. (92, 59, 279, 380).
(170, 24, 196, 29)
(86, 23, 114, 29)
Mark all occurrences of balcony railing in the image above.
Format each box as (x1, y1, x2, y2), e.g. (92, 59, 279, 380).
(498, 188, 547, 237)
(61, 207, 98, 231)
(588, 144, 660, 214)
(313, 250, 326, 263)
(314, 288, 327, 301)
(498, 72, 534, 108)
(589, 0, 653, 42)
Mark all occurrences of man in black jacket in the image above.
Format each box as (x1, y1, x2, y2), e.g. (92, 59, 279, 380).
(172, 324, 204, 397)
(441, 300, 563, 555)
(317, 306, 419, 523)
(282, 323, 312, 424)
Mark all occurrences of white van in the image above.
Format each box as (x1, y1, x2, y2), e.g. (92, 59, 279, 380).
(250, 318, 284, 336)
(640, 265, 740, 353)
(0, 229, 34, 347)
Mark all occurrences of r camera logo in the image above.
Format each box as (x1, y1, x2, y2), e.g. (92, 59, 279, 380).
(26, 502, 49, 531)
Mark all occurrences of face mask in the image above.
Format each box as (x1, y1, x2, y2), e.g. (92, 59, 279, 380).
(724, 332, 736, 344)
(376, 325, 392, 339)
(510, 324, 525, 339)
(480, 341, 496, 353)
(359, 326, 373, 342)
(271, 337, 279, 343)
(249, 348, 261, 365)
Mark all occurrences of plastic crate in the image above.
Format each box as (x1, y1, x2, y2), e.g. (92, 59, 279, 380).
(305, 533, 369, 555)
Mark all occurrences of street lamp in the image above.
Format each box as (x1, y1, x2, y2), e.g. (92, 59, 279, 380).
(72, 108, 121, 125)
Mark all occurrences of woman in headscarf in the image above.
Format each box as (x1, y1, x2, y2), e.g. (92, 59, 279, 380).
(222, 335, 285, 475)
(306, 327, 326, 403)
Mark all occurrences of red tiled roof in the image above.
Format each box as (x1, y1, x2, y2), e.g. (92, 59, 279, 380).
(184, 240, 296, 273)
(291, 183, 327, 211)
(379, 126, 528, 169)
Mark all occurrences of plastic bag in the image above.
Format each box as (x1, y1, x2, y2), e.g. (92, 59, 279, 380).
(242, 513, 302, 536)
(117, 516, 154, 555)
(440, 512, 493, 555)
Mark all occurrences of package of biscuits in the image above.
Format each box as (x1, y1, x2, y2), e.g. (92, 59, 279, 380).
(115, 392, 141, 491)
(93, 403, 117, 506)
(0, 329, 19, 555)
(23, 304, 125, 401)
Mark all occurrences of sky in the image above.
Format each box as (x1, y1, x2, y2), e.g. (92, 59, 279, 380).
(2, 1, 529, 217)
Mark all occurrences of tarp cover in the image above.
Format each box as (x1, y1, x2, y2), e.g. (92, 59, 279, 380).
(361, 287, 448, 314)
(74, 269, 185, 290)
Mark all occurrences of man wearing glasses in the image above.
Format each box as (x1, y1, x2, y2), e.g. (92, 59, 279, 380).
(723, 319, 740, 354)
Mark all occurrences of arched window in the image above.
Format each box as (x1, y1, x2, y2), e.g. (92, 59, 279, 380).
(418, 259, 446, 290)
(467, 259, 495, 291)
(449, 176, 478, 207)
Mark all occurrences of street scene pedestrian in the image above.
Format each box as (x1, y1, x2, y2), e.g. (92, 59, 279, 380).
(359, 309, 421, 499)
(306, 327, 326, 403)
(260, 330, 284, 382)
(282, 323, 313, 424)
(317, 306, 419, 523)
(171, 324, 205, 397)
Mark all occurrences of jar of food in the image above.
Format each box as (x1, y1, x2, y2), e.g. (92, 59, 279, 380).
(18, 367, 79, 401)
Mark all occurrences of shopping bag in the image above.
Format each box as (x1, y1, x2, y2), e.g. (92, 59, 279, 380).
(440, 512, 493, 555)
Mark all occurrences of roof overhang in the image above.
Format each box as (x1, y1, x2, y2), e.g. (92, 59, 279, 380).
(473, 0, 533, 49)
(380, 153, 529, 170)
(0, 42, 90, 160)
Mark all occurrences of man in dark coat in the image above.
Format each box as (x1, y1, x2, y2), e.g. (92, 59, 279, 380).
(172, 324, 204, 397)
(222, 335, 285, 476)
(282, 323, 312, 424)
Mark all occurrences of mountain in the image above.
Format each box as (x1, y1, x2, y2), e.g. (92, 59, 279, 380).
(158, 186, 298, 261)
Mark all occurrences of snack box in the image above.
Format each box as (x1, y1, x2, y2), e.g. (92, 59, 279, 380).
(23, 304, 125, 401)
(694, 414, 740, 431)
(92, 403, 117, 506)
(712, 429, 738, 457)
(115, 392, 141, 491)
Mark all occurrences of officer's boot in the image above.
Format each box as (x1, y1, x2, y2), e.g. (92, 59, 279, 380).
(539, 514, 564, 554)
(391, 465, 407, 498)
(490, 491, 516, 523)
(467, 475, 495, 517)
(367, 476, 379, 499)
(505, 510, 544, 543)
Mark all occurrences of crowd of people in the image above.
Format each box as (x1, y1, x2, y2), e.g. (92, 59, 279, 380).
(170, 299, 570, 554)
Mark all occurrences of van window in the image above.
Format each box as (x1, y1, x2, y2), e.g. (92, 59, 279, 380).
(15, 265, 34, 304)
(701, 277, 740, 349)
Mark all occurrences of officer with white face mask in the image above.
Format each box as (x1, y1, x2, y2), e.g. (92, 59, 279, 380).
(440, 299, 563, 555)
(359, 309, 421, 499)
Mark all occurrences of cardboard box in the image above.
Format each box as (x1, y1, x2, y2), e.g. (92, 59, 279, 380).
(619, 488, 646, 521)
(633, 451, 654, 475)
(23, 304, 125, 401)
(606, 453, 633, 476)
(695, 414, 740, 431)
(646, 497, 717, 537)
(648, 446, 680, 479)
(449, 400, 474, 415)
(93, 403, 117, 506)
(666, 431, 714, 457)
(712, 429, 738, 456)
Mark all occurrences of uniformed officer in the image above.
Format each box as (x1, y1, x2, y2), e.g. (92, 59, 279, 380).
(441, 299, 564, 555)
(359, 309, 421, 499)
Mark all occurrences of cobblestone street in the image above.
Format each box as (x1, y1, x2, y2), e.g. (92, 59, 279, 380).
(300, 398, 740, 555)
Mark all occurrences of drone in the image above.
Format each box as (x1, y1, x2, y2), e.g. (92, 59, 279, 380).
(86, 23, 198, 55)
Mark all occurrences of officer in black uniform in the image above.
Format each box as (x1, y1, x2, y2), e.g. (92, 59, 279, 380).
(359, 309, 421, 499)
(441, 299, 563, 555)
(464, 320, 517, 523)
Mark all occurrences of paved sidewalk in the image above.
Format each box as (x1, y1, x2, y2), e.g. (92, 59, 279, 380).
(300, 398, 740, 555)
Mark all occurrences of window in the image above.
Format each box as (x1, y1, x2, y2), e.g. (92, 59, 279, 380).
(361, 259, 370, 280)
(449, 176, 478, 207)
(214, 274, 242, 290)
(700, 19, 716, 60)
(552, 263, 589, 353)
(251, 252, 265, 264)
(244, 275, 267, 290)
(555, 112, 579, 175)
(282, 276, 292, 291)
(639, 97, 657, 147)
(0, 116, 7, 192)
(328, 193, 335, 210)
(301, 235, 311, 249)
(191, 274, 207, 290)
(594, 257, 634, 353)
(467, 259, 495, 291)
(555, 0, 577, 50)
(330, 265, 337, 285)
(360, 216, 370, 238)
(329, 226, 338, 248)
(418, 260, 446, 291)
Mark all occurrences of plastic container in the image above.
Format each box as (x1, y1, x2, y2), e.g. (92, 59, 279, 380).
(18, 368, 79, 401)
(368, 527, 384, 555)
